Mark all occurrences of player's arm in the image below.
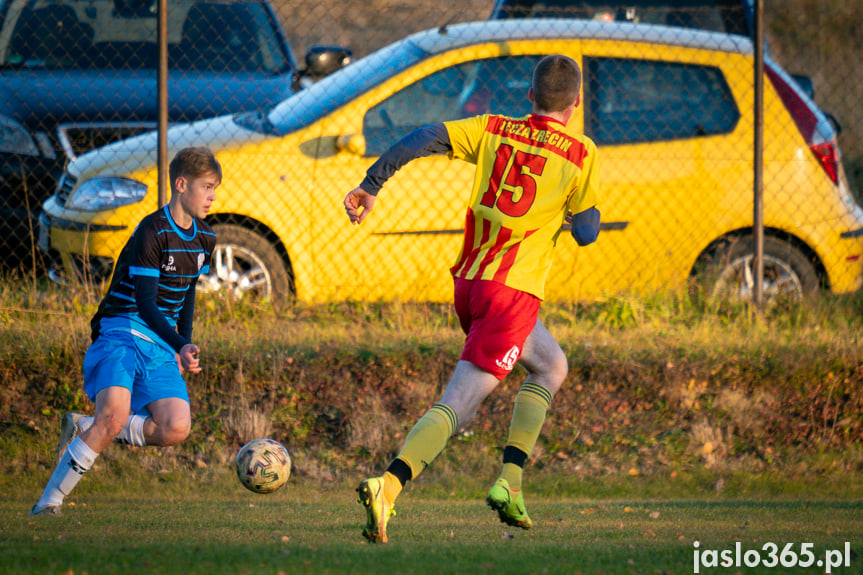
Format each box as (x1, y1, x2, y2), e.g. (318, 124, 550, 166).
(176, 280, 197, 343)
(128, 219, 189, 352)
(128, 218, 200, 372)
(345, 123, 452, 224)
(361, 123, 452, 194)
(134, 274, 191, 352)
(176, 276, 203, 374)
(136, 276, 201, 374)
(568, 138, 601, 246)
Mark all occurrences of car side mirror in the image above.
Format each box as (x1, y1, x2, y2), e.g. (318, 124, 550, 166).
(293, 46, 352, 90)
(306, 46, 352, 77)
(336, 134, 366, 156)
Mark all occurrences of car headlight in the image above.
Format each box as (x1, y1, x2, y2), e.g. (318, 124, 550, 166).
(66, 177, 148, 211)
(0, 114, 39, 156)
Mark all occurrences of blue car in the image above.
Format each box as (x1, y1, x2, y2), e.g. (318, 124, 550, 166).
(489, 0, 755, 37)
(0, 0, 349, 268)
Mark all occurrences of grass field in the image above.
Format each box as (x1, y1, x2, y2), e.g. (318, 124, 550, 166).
(3, 467, 863, 575)
(2, 284, 863, 574)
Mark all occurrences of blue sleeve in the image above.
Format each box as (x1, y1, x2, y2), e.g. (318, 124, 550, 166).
(571, 206, 601, 246)
(360, 123, 452, 195)
(176, 279, 197, 342)
(135, 275, 190, 353)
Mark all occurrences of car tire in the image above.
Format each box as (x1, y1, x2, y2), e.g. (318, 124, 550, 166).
(700, 235, 820, 303)
(198, 224, 292, 301)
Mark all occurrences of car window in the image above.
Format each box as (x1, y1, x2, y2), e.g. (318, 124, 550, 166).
(490, 0, 750, 36)
(5, 0, 289, 73)
(362, 55, 539, 156)
(584, 57, 740, 145)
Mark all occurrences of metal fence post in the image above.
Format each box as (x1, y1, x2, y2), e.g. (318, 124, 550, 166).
(753, 0, 765, 308)
(157, 0, 168, 208)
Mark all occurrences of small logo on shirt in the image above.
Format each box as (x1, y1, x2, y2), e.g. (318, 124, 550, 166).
(161, 255, 176, 272)
(197, 253, 205, 272)
(495, 345, 520, 372)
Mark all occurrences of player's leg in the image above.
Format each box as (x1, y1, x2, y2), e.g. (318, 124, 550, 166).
(83, 395, 190, 449)
(385, 360, 499, 495)
(358, 362, 500, 543)
(358, 279, 532, 542)
(56, 335, 191, 452)
(396, 360, 499, 481)
(31, 385, 132, 516)
(501, 318, 567, 489)
(143, 397, 192, 447)
(123, 336, 193, 447)
(32, 332, 140, 516)
(390, 278, 537, 497)
(488, 318, 568, 529)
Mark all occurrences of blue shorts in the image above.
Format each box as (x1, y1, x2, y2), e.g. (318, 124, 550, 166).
(83, 329, 189, 416)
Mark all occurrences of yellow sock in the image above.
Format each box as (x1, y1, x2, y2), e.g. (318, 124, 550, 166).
(500, 462, 523, 491)
(382, 471, 403, 504)
(395, 403, 457, 481)
(503, 382, 553, 485)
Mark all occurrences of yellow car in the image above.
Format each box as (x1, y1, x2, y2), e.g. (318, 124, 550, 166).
(40, 19, 863, 303)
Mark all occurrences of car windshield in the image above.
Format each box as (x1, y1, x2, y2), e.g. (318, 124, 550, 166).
(3, 0, 291, 73)
(257, 39, 429, 136)
(491, 0, 750, 36)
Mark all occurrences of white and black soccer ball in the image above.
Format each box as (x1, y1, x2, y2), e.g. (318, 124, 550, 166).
(235, 438, 291, 494)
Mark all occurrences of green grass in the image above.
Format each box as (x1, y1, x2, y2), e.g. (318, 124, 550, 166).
(2, 283, 863, 572)
(3, 468, 863, 575)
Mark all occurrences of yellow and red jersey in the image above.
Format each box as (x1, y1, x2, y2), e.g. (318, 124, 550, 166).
(444, 114, 599, 299)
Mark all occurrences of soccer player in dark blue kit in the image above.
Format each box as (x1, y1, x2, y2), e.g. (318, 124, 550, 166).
(31, 147, 220, 516)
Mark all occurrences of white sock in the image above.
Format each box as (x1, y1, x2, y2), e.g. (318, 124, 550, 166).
(78, 415, 146, 446)
(35, 437, 99, 509)
(114, 415, 147, 446)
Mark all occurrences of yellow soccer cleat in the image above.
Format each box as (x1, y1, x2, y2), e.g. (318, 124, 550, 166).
(486, 477, 532, 530)
(356, 477, 396, 543)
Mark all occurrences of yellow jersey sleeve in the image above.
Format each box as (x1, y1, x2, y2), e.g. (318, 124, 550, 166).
(567, 137, 600, 215)
(443, 115, 489, 166)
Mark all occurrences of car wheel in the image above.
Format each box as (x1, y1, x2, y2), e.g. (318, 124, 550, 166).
(704, 235, 819, 303)
(198, 224, 292, 300)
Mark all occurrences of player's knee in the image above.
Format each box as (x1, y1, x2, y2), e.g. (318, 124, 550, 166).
(157, 418, 191, 446)
(552, 349, 569, 383)
(169, 420, 192, 445)
(95, 413, 126, 439)
(540, 348, 568, 394)
(540, 340, 569, 376)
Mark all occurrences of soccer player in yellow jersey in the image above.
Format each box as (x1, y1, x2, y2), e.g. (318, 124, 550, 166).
(344, 54, 600, 543)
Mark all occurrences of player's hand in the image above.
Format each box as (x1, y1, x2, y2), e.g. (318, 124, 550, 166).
(344, 187, 376, 225)
(177, 344, 201, 374)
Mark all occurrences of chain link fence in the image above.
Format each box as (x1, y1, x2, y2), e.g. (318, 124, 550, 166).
(2, 0, 861, 304)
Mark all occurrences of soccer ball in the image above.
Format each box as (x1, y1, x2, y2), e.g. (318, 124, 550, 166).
(235, 438, 291, 494)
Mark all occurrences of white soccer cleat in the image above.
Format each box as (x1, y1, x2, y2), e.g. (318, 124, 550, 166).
(55, 412, 84, 463)
(29, 504, 62, 517)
